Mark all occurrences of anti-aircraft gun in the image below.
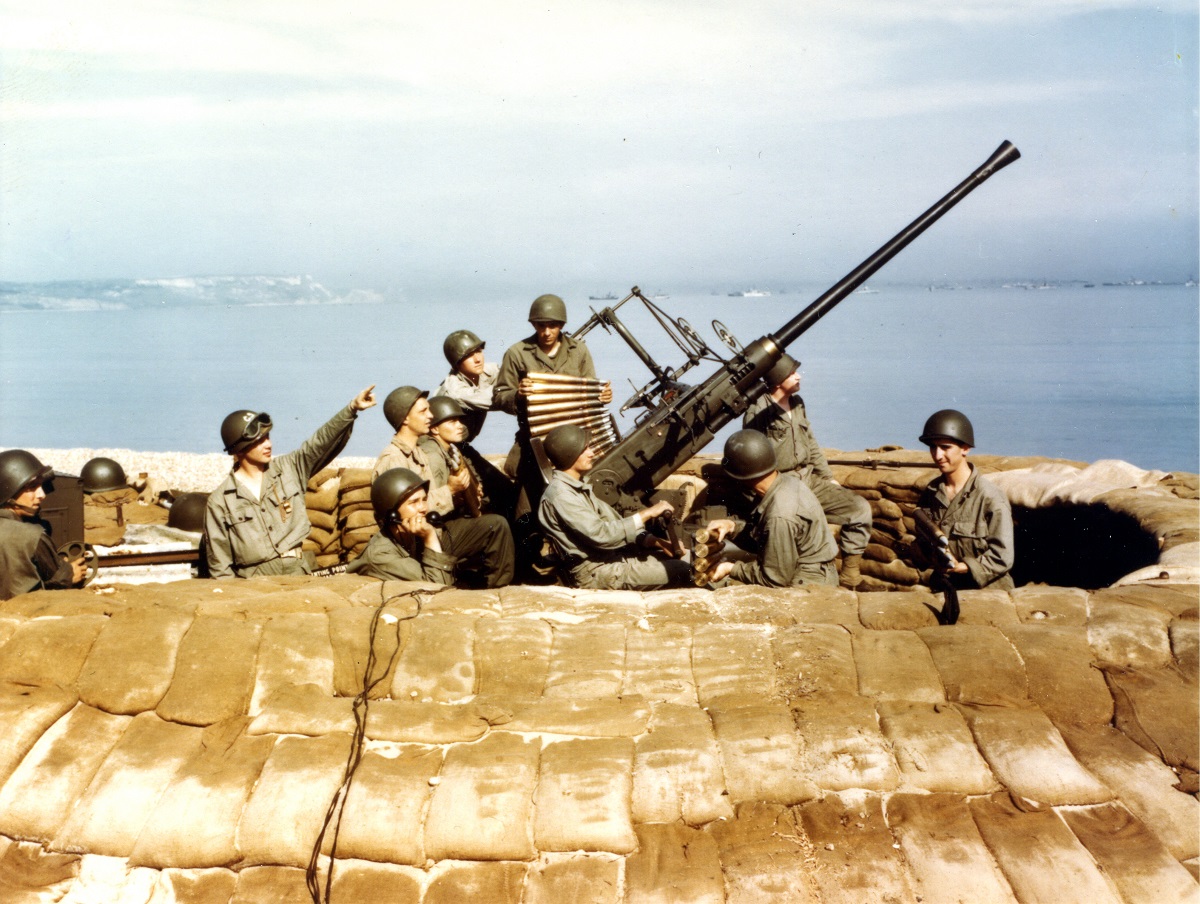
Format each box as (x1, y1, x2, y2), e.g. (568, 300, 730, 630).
(571, 140, 1021, 513)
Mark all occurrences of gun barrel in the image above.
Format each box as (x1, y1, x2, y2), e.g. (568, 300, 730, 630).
(773, 141, 1020, 349)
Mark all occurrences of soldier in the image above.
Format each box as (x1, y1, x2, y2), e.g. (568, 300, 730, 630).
(422, 396, 486, 517)
(433, 329, 499, 442)
(375, 386, 515, 587)
(0, 450, 88, 600)
(914, 409, 1014, 590)
(493, 293, 613, 517)
(345, 468, 459, 585)
(743, 354, 872, 588)
(205, 385, 377, 578)
(705, 429, 839, 587)
(537, 424, 691, 590)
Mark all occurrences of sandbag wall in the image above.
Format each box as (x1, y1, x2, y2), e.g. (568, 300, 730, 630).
(302, 467, 380, 569)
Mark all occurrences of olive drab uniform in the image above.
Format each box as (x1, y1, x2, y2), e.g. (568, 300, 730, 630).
(726, 471, 839, 587)
(346, 529, 457, 584)
(205, 404, 359, 579)
(434, 362, 501, 442)
(743, 393, 872, 558)
(373, 436, 455, 517)
(0, 510, 76, 600)
(493, 333, 599, 516)
(538, 471, 690, 591)
(916, 463, 1015, 590)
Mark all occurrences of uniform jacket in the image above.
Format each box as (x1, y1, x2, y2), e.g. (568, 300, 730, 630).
(917, 464, 1015, 590)
(0, 510, 75, 600)
(538, 471, 642, 573)
(729, 471, 837, 587)
(205, 404, 358, 579)
(743, 393, 833, 480)
(434, 362, 500, 440)
(373, 435, 454, 516)
(346, 528, 457, 584)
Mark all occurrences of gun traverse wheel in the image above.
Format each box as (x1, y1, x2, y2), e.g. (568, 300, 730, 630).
(58, 541, 100, 587)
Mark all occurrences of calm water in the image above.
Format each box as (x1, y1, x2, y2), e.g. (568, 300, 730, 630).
(2, 284, 1197, 473)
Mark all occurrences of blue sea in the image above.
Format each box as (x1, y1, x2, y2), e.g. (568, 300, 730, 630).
(1, 277, 1197, 474)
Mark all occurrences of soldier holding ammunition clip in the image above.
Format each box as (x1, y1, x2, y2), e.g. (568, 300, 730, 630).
(434, 329, 499, 442)
(205, 385, 377, 579)
(914, 409, 1014, 591)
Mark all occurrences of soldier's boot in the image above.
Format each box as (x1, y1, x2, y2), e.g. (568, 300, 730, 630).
(839, 554, 863, 590)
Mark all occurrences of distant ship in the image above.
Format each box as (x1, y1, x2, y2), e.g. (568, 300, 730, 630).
(854, 284, 880, 294)
(729, 289, 771, 297)
(588, 293, 618, 301)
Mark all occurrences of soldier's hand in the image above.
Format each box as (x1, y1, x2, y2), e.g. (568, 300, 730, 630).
(403, 514, 440, 548)
(352, 385, 378, 411)
(70, 559, 89, 584)
(705, 518, 737, 543)
(708, 561, 735, 582)
(640, 500, 674, 522)
(599, 382, 613, 404)
(518, 377, 534, 396)
(448, 468, 472, 495)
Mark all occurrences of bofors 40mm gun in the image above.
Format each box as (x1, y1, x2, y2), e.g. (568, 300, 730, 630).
(570, 140, 1021, 513)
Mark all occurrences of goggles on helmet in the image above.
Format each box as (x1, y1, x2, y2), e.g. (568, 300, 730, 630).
(241, 413, 273, 446)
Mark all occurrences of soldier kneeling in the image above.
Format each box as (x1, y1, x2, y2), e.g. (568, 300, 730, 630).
(0, 451, 87, 601)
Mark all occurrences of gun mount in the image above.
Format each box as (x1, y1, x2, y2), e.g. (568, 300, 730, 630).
(582, 140, 1021, 511)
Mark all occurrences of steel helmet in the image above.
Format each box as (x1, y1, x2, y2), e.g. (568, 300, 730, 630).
(372, 467, 429, 524)
(0, 450, 53, 507)
(528, 293, 568, 324)
(919, 409, 975, 448)
(428, 396, 466, 428)
(722, 429, 777, 481)
(221, 410, 273, 455)
(764, 353, 800, 389)
(542, 424, 590, 470)
(383, 386, 428, 432)
(81, 457, 128, 494)
(443, 330, 485, 368)
(167, 492, 208, 532)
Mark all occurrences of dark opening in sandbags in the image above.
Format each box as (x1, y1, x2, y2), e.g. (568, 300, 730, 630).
(1011, 504, 1159, 589)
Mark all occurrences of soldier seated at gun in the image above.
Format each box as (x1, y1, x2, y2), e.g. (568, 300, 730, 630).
(913, 409, 1014, 591)
(701, 430, 839, 588)
(348, 467, 510, 587)
(743, 354, 872, 589)
(375, 386, 514, 587)
(0, 450, 89, 600)
(434, 329, 499, 442)
(205, 385, 377, 579)
(537, 424, 691, 591)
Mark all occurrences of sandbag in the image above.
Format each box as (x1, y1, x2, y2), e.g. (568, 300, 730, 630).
(773, 623, 859, 697)
(877, 701, 999, 795)
(884, 793, 1017, 904)
(632, 702, 733, 826)
(624, 823, 724, 904)
(959, 704, 1113, 806)
(472, 617, 551, 698)
(544, 623, 626, 699)
(327, 860, 423, 904)
(853, 630, 945, 703)
(328, 606, 409, 699)
(521, 854, 621, 904)
(1172, 616, 1199, 675)
(487, 696, 649, 738)
(707, 696, 819, 804)
(790, 693, 899, 792)
(797, 791, 918, 904)
(423, 861, 527, 904)
(858, 592, 940, 630)
(155, 616, 262, 726)
(75, 607, 195, 715)
(624, 622, 697, 705)
(643, 587, 721, 624)
(332, 746, 443, 866)
(691, 624, 777, 708)
(0, 684, 78, 788)
(1010, 584, 1088, 626)
(236, 731, 354, 868)
(130, 718, 275, 869)
(917, 625, 1029, 707)
(390, 613, 477, 703)
(704, 802, 820, 904)
(54, 712, 204, 857)
(1087, 593, 1174, 669)
(1059, 724, 1200, 861)
(249, 612, 335, 715)
(533, 738, 636, 853)
(0, 615, 106, 688)
(1059, 802, 1199, 904)
(229, 865, 310, 904)
(1105, 665, 1199, 771)
(1000, 624, 1113, 728)
(968, 793, 1124, 904)
(0, 840, 80, 903)
(423, 732, 539, 861)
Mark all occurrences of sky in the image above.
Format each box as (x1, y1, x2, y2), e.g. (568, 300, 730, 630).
(1, 1, 1196, 296)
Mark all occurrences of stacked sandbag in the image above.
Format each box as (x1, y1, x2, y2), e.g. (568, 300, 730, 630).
(831, 463, 935, 591)
(302, 467, 342, 569)
(337, 468, 378, 561)
(83, 488, 140, 548)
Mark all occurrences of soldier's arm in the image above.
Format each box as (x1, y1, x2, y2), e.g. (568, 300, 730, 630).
(493, 349, 522, 415)
(204, 496, 236, 579)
